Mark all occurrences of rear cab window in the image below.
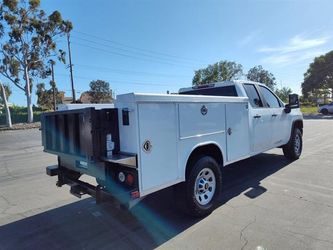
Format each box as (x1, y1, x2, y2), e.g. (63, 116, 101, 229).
(243, 84, 263, 108)
(180, 85, 238, 96)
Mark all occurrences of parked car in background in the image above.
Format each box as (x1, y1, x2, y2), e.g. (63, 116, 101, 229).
(318, 102, 333, 115)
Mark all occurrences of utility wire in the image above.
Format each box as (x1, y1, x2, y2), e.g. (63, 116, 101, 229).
(74, 64, 189, 78)
(73, 30, 207, 64)
(72, 41, 196, 69)
(71, 35, 199, 66)
(51, 38, 193, 79)
(56, 73, 184, 87)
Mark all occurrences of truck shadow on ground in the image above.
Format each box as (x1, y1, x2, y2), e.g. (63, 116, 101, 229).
(0, 152, 291, 250)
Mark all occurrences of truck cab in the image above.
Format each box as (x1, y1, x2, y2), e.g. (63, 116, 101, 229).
(41, 80, 303, 217)
(179, 80, 303, 159)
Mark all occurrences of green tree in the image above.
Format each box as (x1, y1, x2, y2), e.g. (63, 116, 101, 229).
(247, 65, 276, 90)
(36, 83, 63, 110)
(89, 80, 113, 103)
(275, 87, 292, 103)
(302, 51, 333, 99)
(192, 60, 243, 86)
(308, 87, 331, 104)
(0, 0, 72, 123)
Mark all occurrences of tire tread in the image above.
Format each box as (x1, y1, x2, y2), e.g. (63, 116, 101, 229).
(283, 128, 302, 160)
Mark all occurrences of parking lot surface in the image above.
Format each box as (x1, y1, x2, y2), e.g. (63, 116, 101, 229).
(0, 119, 333, 249)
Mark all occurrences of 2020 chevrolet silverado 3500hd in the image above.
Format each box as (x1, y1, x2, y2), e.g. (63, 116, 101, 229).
(41, 80, 303, 217)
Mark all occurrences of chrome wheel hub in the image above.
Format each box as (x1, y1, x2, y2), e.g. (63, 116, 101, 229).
(194, 168, 216, 205)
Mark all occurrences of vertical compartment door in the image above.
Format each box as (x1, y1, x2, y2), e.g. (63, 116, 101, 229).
(226, 103, 250, 162)
(138, 103, 178, 194)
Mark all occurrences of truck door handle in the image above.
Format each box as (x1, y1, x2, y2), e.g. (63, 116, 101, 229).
(272, 114, 277, 117)
(253, 115, 261, 119)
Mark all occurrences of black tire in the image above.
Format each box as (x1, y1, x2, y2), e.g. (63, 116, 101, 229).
(174, 156, 222, 217)
(321, 108, 329, 115)
(282, 128, 302, 160)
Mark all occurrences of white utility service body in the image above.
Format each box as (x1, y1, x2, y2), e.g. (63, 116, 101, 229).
(116, 93, 250, 196)
(116, 82, 301, 196)
(42, 80, 303, 216)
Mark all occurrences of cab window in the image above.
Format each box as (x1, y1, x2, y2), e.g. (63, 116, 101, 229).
(243, 84, 263, 108)
(181, 85, 238, 96)
(259, 86, 281, 108)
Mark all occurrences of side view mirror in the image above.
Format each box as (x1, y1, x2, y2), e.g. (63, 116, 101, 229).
(284, 94, 299, 113)
(284, 104, 291, 113)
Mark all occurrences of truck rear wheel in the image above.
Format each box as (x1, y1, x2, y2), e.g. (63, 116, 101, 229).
(175, 156, 222, 217)
(282, 128, 302, 160)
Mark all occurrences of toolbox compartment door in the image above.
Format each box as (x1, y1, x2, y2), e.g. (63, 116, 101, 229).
(138, 103, 178, 194)
(225, 102, 250, 162)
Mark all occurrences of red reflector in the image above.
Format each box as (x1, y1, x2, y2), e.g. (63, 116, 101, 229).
(131, 190, 140, 199)
(126, 174, 134, 186)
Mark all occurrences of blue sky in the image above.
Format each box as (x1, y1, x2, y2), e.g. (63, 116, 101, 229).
(4, 0, 333, 106)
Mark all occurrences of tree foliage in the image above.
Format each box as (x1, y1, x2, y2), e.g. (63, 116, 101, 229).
(275, 87, 292, 103)
(192, 60, 243, 85)
(88, 80, 113, 103)
(0, 0, 72, 122)
(36, 83, 63, 110)
(302, 50, 333, 98)
(247, 65, 276, 90)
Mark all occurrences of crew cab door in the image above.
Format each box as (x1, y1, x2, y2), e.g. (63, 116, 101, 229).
(243, 84, 272, 153)
(258, 85, 289, 146)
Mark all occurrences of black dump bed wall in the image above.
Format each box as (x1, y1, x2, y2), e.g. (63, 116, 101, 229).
(41, 108, 119, 162)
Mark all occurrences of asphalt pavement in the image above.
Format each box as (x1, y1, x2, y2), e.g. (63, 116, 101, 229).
(0, 120, 333, 250)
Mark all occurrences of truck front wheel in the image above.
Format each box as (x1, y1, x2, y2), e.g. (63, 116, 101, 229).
(282, 128, 302, 160)
(175, 156, 222, 217)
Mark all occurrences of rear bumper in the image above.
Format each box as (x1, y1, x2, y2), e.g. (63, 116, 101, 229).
(46, 165, 140, 204)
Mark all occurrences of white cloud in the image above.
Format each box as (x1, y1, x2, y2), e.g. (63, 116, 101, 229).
(258, 35, 328, 53)
(258, 34, 329, 66)
(262, 50, 325, 66)
(238, 30, 261, 47)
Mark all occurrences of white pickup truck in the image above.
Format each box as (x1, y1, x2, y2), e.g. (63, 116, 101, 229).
(41, 80, 303, 217)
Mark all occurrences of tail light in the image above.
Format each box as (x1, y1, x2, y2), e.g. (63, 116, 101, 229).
(131, 190, 140, 199)
(126, 173, 134, 186)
